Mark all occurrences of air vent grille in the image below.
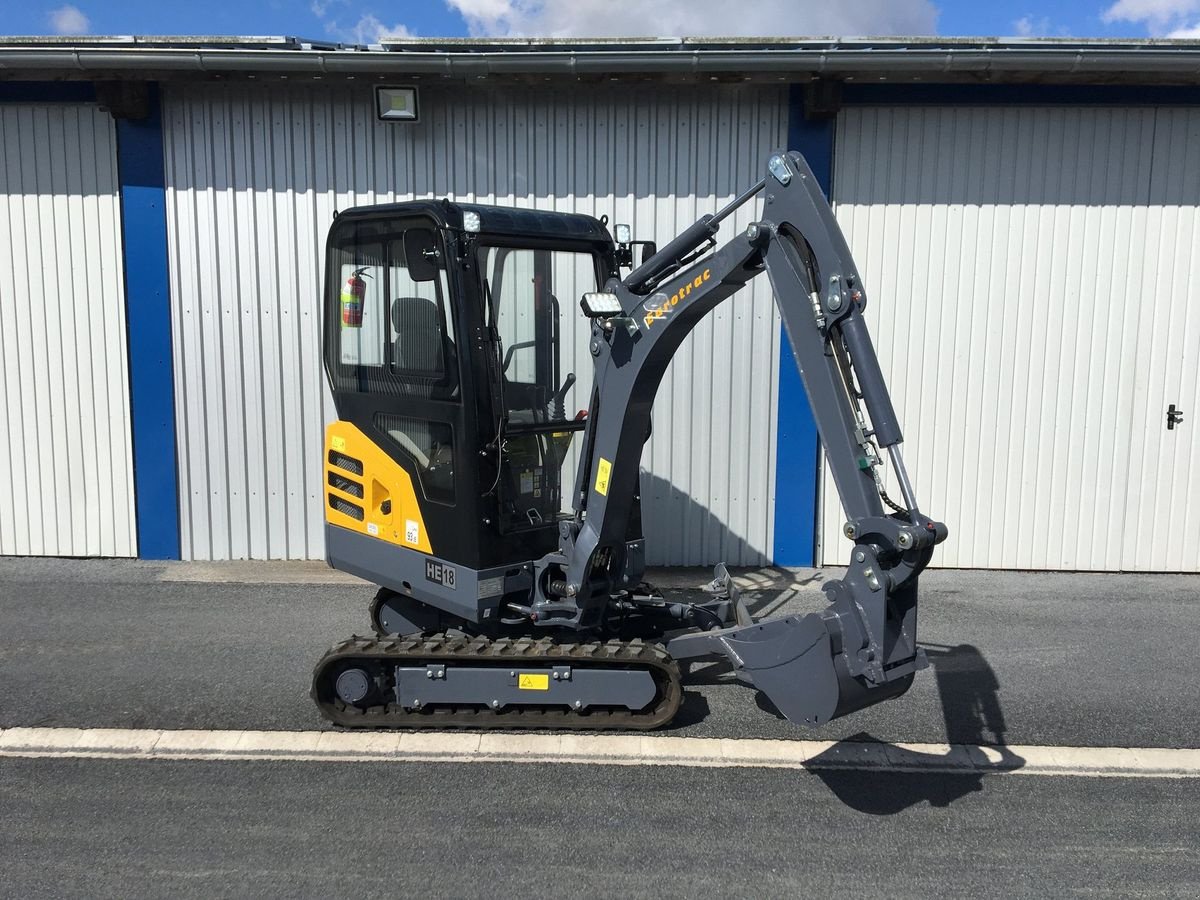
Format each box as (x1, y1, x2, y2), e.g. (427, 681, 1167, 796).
(328, 494, 364, 521)
(328, 450, 363, 476)
(328, 472, 364, 498)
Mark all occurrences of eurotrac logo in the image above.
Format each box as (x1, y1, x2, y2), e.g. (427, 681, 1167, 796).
(642, 268, 712, 328)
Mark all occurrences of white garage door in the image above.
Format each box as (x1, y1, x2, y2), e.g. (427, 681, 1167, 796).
(0, 103, 136, 557)
(823, 106, 1200, 572)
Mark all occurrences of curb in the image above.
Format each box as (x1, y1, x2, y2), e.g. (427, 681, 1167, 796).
(2, 727, 1198, 777)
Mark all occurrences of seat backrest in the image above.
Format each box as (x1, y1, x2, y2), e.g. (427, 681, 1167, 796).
(391, 296, 445, 377)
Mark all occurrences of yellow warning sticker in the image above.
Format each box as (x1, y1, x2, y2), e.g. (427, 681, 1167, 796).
(518, 673, 549, 691)
(331, 435, 347, 452)
(594, 457, 612, 497)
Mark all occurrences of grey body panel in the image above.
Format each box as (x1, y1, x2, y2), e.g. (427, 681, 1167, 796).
(325, 524, 532, 625)
(394, 664, 656, 712)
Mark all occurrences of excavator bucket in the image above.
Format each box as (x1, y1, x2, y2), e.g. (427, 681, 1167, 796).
(667, 566, 926, 728)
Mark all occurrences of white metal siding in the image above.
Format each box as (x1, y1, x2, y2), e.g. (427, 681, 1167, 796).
(0, 104, 135, 557)
(825, 106, 1200, 572)
(1123, 109, 1200, 571)
(163, 83, 786, 563)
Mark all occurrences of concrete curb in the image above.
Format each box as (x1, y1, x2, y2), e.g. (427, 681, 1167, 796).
(2, 727, 1198, 777)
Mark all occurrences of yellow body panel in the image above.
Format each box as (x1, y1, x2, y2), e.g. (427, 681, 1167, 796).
(324, 421, 432, 554)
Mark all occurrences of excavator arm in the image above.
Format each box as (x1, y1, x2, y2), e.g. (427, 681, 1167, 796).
(540, 150, 948, 726)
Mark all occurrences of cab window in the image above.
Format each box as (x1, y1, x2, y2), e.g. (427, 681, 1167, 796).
(328, 224, 457, 403)
(479, 244, 599, 426)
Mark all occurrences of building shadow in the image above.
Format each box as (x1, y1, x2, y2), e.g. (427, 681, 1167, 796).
(808, 643, 1025, 815)
(637, 471, 765, 568)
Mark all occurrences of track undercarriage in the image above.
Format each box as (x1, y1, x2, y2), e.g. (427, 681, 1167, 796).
(311, 569, 746, 731)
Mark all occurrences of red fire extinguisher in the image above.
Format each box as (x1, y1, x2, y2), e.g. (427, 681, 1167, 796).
(340, 268, 370, 328)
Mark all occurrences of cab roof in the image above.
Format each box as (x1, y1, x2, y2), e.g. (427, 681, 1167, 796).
(333, 199, 612, 245)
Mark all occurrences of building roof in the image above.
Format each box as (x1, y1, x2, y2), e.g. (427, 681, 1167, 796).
(1, 35, 1199, 85)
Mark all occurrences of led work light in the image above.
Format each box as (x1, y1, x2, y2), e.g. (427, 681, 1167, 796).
(580, 292, 623, 317)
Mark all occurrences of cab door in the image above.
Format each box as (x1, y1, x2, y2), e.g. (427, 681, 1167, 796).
(324, 215, 473, 564)
(478, 242, 596, 538)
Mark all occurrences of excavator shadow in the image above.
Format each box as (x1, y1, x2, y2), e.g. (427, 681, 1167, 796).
(809, 643, 1026, 814)
(668, 689, 713, 728)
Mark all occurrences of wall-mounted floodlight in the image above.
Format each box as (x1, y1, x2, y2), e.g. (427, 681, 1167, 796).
(375, 86, 419, 122)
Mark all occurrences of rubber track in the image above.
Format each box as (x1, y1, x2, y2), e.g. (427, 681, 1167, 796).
(311, 633, 683, 731)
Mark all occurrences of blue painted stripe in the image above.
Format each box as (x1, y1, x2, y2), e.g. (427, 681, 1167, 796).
(772, 85, 833, 567)
(115, 84, 181, 560)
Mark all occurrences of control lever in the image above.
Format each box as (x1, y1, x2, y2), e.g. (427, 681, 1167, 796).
(548, 373, 576, 421)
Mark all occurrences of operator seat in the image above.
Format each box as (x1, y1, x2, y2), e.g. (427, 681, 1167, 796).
(391, 296, 456, 388)
(387, 296, 458, 469)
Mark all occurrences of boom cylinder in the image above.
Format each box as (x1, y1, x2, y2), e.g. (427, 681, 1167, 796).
(625, 215, 717, 293)
(839, 313, 903, 447)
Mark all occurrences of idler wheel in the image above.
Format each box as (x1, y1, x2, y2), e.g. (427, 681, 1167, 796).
(335, 667, 372, 704)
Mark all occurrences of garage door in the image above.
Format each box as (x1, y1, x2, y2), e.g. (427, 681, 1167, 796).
(823, 106, 1200, 572)
(0, 103, 136, 556)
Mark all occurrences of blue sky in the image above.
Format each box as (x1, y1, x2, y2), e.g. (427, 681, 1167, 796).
(8, 0, 1200, 43)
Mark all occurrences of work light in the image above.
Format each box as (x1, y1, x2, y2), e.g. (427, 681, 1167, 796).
(581, 292, 623, 317)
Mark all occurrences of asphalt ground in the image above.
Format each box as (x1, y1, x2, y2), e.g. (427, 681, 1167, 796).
(2, 757, 1197, 899)
(2, 559, 1198, 899)
(0, 558, 1196, 747)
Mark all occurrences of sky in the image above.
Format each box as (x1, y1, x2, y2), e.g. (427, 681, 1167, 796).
(7, 0, 1200, 44)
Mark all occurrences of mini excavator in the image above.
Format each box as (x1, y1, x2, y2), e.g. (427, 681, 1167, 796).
(312, 150, 947, 730)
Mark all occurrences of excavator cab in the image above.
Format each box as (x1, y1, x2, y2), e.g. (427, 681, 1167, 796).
(322, 202, 615, 606)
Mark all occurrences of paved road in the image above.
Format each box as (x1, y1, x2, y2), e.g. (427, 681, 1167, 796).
(2, 757, 1197, 899)
(2, 559, 1198, 898)
(0, 558, 1196, 747)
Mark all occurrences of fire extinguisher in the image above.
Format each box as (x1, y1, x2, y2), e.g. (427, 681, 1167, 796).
(340, 268, 370, 328)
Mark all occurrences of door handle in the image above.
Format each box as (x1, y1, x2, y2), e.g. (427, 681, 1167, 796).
(1167, 403, 1184, 430)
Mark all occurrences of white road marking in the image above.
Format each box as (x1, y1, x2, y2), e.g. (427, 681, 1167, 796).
(1, 727, 1198, 777)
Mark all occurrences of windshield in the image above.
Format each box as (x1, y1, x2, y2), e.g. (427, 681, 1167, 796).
(479, 244, 601, 427)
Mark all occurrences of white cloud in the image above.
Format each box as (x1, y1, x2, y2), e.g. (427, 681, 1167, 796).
(1167, 21, 1200, 34)
(444, 0, 938, 38)
(1102, 0, 1200, 33)
(310, 4, 414, 45)
(47, 4, 90, 35)
(1013, 14, 1051, 35)
(346, 12, 414, 43)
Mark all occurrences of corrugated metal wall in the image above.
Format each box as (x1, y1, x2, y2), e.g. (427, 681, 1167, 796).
(0, 103, 136, 556)
(825, 106, 1200, 572)
(1122, 108, 1200, 572)
(162, 83, 786, 563)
